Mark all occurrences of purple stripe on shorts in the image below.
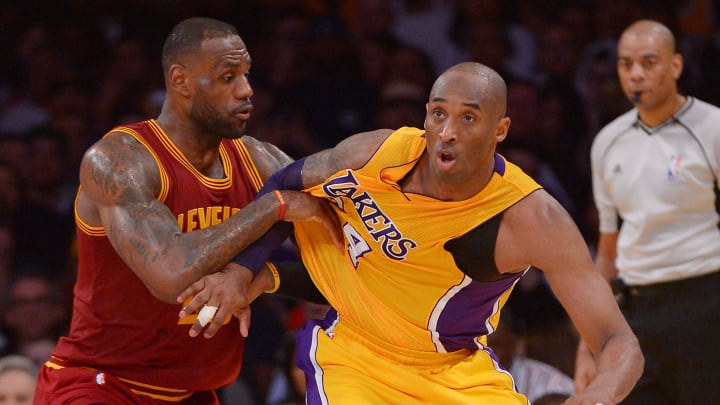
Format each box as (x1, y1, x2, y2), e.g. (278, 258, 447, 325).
(296, 309, 339, 405)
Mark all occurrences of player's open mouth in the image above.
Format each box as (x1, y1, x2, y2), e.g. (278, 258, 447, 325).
(235, 111, 251, 120)
(233, 105, 253, 120)
(437, 152, 456, 170)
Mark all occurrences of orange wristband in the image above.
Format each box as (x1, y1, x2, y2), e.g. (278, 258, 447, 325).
(273, 190, 286, 221)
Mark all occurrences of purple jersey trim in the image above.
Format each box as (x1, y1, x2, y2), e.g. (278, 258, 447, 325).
(435, 272, 522, 352)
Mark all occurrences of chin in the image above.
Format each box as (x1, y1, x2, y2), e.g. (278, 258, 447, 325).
(222, 123, 247, 139)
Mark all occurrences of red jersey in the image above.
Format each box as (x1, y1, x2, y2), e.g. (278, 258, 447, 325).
(52, 120, 263, 392)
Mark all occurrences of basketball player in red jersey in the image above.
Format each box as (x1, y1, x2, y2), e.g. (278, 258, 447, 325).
(33, 17, 340, 404)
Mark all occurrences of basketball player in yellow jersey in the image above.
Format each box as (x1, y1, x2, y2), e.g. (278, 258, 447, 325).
(180, 62, 643, 404)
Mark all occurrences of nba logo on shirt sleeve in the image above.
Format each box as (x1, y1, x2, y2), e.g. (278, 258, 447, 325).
(667, 154, 682, 180)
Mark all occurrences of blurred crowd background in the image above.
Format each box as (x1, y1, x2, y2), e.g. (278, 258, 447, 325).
(1, 0, 719, 404)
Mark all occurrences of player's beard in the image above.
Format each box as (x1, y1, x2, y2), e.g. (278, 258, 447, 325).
(190, 97, 247, 140)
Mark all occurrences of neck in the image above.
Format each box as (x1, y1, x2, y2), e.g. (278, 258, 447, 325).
(401, 153, 494, 201)
(638, 93, 686, 128)
(155, 112, 224, 178)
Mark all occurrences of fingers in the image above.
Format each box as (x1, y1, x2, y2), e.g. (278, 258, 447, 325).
(178, 280, 208, 319)
(189, 304, 218, 338)
(197, 305, 218, 327)
(322, 202, 344, 252)
(202, 306, 233, 338)
(188, 313, 208, 338)
(235, 307, 251, 338)
(574, 372, 592, 394)
(247, 266, 274, 301)
(177, 278, 205, 306)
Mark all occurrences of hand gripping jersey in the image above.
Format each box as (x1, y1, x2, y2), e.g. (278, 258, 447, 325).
(49, 120, 263, 396)
(293, 127, 541, 403)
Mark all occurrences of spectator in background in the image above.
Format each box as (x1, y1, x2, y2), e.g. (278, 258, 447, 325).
(11, 127, 76, 277)
(503, 80, 541, 151)
(374, 79, 427, 129)
(264, 334, 305, 405)
(243, 12, 311, 93)
(500, 144, 576, 219)
(1, 271, 68, 359)
(342, 0, 402, 99)
(389, 0, 465, 74)
(0, 135, 28, 175)
(0, 24, 54, 135)
(457, 21, 514, 81)
(45, 81, 98, 173)
(94, 37, 163, 131)
(0, 223, 15, 294)
(284, 16, 379, 148)
(384, 43, 435, 93)
(16, 338, 55, 369)
(236, 295, 287, 405)
(0, 354, 37, 405)
(0, 161, 20, 287)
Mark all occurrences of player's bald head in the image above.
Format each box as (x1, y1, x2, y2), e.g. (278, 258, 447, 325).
(620, 20, 676, 54)
(430, 62, 507, 118)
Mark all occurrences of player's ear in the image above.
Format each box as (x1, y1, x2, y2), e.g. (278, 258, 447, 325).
(168, 64, 192, 97)
(495, 117, 511, 142)
(671, 53, 683, 80)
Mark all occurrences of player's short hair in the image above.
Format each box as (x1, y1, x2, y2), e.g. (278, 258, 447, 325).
(161, 17, 238, 72)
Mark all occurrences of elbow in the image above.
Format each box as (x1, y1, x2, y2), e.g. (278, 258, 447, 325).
(629, 335, 645, 381)
(148, 286, 182, 304)
(145, 283, 184, 304)
(142, 269, 192, 304)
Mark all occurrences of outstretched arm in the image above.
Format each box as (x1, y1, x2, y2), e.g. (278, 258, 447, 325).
(499, 191, 642, 405)
(231, 129, 394, 274)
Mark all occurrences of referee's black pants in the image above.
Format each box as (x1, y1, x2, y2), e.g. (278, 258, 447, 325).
(619, 270, 720, 404)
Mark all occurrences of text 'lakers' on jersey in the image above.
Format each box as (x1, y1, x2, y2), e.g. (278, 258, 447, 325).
(294, 127, 541, 357)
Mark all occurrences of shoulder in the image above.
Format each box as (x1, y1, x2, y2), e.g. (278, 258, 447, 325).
(80, 130, 161, 201)
(679, 96, 720, 129)
(502, 189, 579, 255)
(496, 190, 566, 261)
(84, 130, 154, 170)
(239, 135, 294, 180)
(686, 96, 720, 114)
(506, 189, 567, 229)
(333, 128, 395, 170)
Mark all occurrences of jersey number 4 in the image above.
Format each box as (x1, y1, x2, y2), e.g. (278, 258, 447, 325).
(344, 222, 371, 268)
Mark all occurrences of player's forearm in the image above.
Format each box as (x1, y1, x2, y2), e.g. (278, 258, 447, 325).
(585, 333, 643, 403)
(139, 192, 283, 302)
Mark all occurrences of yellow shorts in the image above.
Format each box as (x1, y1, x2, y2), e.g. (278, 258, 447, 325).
(296, 312, 528, 404)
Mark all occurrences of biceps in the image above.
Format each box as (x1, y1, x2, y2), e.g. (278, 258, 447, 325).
(522, 203, 593, 275)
